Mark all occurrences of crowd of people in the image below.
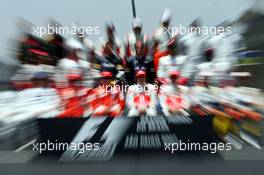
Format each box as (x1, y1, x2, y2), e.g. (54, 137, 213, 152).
(1, 8, 260, 119)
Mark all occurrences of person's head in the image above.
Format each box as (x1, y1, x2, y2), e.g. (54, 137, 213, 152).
(73, 22, 85, 41)
(31, 71, 50, 88)
(67, 73, 82, 87)
(204, 47, 214, 62)
(136, 70, 146, 85)
(229, 72, 252, 87)
(177, 77, 189, 86)
(64, 38, 84, 61)
(195, 76, 207, 87)
(169, 71, 180, 84)
(104, 42, 115, 57)
(132, 17, 142, 36)
(100, 71, 113, 85)
(66, 48, 79, 61)
(106, 22, 115, 40)
(160, 8, 172, 28)
(190, 19, 201, 34)
(27, 49, 49, 65)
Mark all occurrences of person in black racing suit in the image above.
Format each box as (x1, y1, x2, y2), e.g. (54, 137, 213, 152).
(126, 40, 154, 85)
(92, 23, 125, 82)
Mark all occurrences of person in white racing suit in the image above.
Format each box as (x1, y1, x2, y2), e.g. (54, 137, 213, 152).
(126, 70, 158, 117)
(152, 8, 175, 52)
(152, 8, 176, 74)
(2, 69, 61, 123)
(205, 29, 241, 86)
(64, 27, 100, 87)
(159, 71, 190, 116)
(125, 17, 148, 58)
(179, 19, 207, 81)
(0, 70, 61, 142)
(54, 53, 82, 87)
(157, 38, 187, 83)
(97, 22, 124, 58)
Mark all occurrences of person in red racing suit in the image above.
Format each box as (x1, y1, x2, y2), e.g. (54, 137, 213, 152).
(86, 71, 125, 117)
(126, 70, 158, 117)
(152, 9, 175, 75)
(125, 17, 148, 58)
(56, 73, 88, 118)
(159, 71, 190, 116)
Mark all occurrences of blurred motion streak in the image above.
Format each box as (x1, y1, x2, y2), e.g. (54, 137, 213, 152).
(0, 3, 264, 160)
